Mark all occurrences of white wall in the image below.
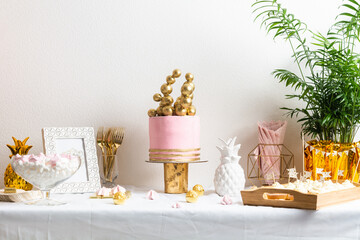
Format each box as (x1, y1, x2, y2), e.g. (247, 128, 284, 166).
(0, 0, 340, 190)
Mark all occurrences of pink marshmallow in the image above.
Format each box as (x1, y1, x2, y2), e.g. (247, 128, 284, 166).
(146, 190, 158, 200)
(171, 202, 182, 208)
(111, 185, 126, 196)
(96, 187, 111, 197)
(221, 195, 233, 205)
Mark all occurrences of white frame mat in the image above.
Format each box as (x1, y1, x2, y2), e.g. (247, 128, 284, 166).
(42, 127, 101, 193)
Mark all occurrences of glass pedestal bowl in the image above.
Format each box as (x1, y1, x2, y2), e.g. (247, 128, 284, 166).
(11, 153, 81, 206)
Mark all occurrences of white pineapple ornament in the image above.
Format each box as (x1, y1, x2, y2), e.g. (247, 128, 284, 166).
(214, 137, 245, 196)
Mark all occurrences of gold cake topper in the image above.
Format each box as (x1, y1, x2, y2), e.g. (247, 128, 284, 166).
(148, 69, 196, 117)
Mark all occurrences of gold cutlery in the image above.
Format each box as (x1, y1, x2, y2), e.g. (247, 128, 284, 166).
(96, 127, 106, 176)
(107, 128, 125, 180)
(97, 127, 125, 185)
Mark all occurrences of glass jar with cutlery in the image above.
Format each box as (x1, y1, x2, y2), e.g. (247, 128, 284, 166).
(96, 127, 125, 187)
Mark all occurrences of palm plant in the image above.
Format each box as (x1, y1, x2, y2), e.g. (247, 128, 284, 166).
(252, 0, 360, 143)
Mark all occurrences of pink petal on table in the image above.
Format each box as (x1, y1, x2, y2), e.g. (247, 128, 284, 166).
(221, 195, 233, 205)
(146, 190, 158, 200)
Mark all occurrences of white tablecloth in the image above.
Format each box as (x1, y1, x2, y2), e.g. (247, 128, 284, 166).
(1, 186, 360, 240)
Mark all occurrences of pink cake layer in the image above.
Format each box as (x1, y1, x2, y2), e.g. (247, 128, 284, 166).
(149, 116, 200, 161)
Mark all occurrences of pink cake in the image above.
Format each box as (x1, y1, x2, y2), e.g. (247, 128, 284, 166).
(149, 116, 200, 162)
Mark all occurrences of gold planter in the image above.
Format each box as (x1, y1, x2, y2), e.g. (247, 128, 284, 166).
(304, 140, 360, 181)
(164, 163, 188, 193)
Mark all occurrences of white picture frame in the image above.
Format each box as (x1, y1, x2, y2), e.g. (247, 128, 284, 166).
(42, 127, 101, 193)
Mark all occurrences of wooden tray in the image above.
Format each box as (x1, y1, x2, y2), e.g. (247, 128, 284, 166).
(0, 189, 42, 203)
(241, 183, 360, 210)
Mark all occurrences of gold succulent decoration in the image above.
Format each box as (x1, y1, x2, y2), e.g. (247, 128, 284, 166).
(4, 137, 33, 190)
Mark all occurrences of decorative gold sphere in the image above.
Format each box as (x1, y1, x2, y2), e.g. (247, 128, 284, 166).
(188, 82, 195, 91)
(160, 99, 167, 107)
(181, 83, 194, 96)
(172, 69, 181, 78)
(175, 106, 187, 116)
(162, 95, 174, 105)
(161, 83, 173, 95)
(113, 192, 127, 205)
(173, 102, 180, 112)
(180, 97, 192, 108)
(192, 184, 204, 196)
(166, 75, 176, 84)
(187, 105, 196, 116)
(148, 109, 157, 117)
(185, 73, 194, 81)
(153, 93, 162, 102)
(175, 97, 181, 104)
(186, 190, 198, 203)
(156, 106, 163, 116)
(162, 106, 173, 116)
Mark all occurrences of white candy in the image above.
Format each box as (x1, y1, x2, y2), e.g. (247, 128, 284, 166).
(11, 154, 79, 189)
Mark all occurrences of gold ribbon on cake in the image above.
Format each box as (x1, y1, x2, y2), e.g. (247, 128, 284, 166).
(149, 148, 201, 162)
